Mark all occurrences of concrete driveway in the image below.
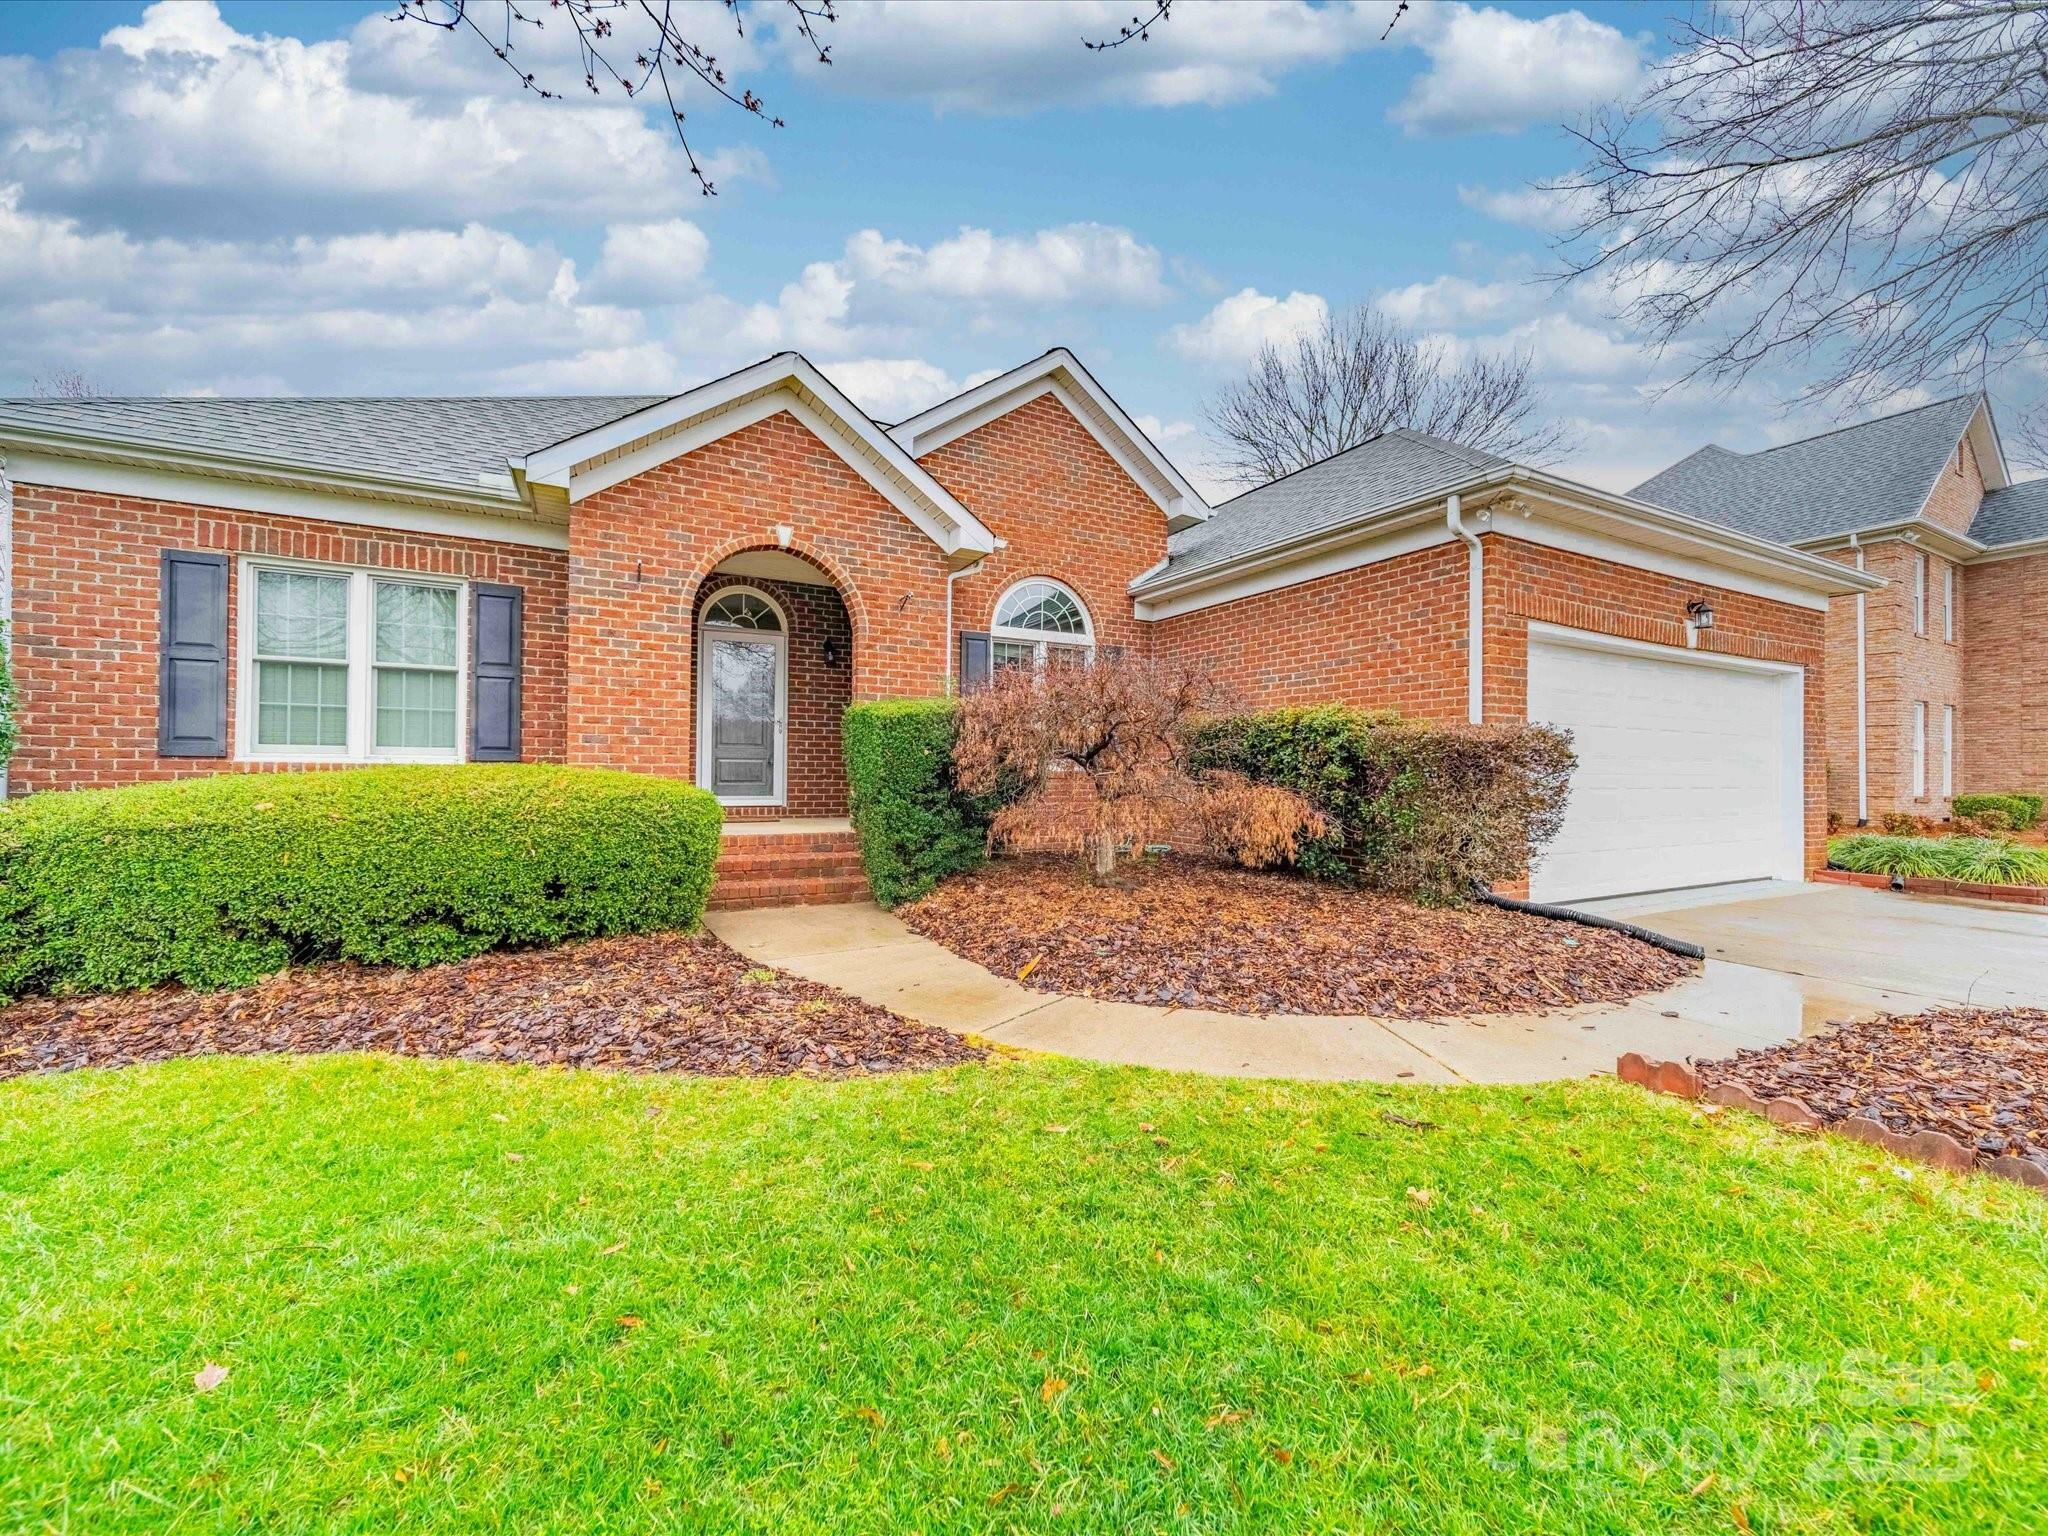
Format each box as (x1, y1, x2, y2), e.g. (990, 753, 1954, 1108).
(1602, 881, 2048, 1013)
(708, 881, 2043, 1085)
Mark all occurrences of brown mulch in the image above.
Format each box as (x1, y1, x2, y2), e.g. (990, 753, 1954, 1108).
(0, 932, 983, 1081)
(1697, 1008, 2048, 1166)
(899, 855, 1696, 1018)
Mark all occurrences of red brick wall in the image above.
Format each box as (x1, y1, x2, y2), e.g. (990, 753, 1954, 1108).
(8, 482, 568, 793)
(1962, 549, 2048, 796)
(917, 390, 1166, 660)
(1153, 532, 1830, 874)
(1820, 538, 1964, 819)
(1921, 431, 1986, 536)
(565, 409, 953, 782)
(692, 572, 851, 817)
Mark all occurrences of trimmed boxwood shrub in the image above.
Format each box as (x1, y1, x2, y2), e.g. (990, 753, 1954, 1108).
(0, 765, 723, 999)
(1187, 705, 1575, 904)
(1952, 792, 2043, 832)
(844, 699, 999, 908)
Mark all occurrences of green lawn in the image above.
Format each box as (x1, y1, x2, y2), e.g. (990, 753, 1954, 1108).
(2, 1054, 2042, 1534)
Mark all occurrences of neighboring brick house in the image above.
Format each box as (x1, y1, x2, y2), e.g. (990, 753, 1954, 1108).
(0, 348, 1874, 903)
(1634, 395, 2048, 824)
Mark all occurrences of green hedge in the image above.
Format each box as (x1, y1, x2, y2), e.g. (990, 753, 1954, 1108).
(0, 619, 16, 770)
(843, 699, 997, 908)
(0, 765, 723, 999)
(1187, 705, 1576, 904)
(1829, 833, 2048, 885)
(1952, 792, 2043, 831)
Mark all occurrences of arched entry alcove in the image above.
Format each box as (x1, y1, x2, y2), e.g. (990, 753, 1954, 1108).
(689, 547, 854, 818)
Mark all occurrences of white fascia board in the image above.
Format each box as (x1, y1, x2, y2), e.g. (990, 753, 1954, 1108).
(1501, 513, 1830, 611)
(2, 448, 570, 551)
(1796, 518, 1983, 564)
(1966, 396, 2011, 491)
(521, 352, 994, 557)
(891, 348, 1212, 529)
(1135, 511, 1452, 621)
(1968, 533, 2048, 565)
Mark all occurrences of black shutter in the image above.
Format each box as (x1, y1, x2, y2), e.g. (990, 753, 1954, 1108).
(958, 631, 991, 694)
(157, 550, 228, 757)
(470, 583, 524, 761)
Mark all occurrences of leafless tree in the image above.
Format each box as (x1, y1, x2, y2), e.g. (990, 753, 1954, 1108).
(1203, 303, 1572, 487)
(29, 369, 100, 399)
(1555, 0, 2048, 439)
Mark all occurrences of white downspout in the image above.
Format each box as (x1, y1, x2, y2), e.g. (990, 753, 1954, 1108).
(1850, 533, 1868, 824)
(944, 557, 987, 694)
(1446, 493, 1483, 724)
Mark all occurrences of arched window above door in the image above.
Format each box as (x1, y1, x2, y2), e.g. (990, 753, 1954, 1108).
(702, 588, 783, 631)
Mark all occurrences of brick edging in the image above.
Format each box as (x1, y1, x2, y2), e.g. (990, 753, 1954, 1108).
(1813, 867, 2048, 906)
(1615, 1052, 2048, 1191)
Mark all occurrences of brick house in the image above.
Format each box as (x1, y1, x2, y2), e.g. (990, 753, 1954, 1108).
(1634, 394, 2048, 825)
(0, 348, 1875, 904)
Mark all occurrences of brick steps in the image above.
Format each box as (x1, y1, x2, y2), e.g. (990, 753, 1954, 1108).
(709, 827, 869, 909)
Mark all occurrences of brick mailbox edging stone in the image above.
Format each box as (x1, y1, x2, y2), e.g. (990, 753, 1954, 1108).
(1615, 1051, 2048, 1191)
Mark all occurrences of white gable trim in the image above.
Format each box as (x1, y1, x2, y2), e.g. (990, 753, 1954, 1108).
(890, 349, 1211, 531)
(519, 352, 995, 557)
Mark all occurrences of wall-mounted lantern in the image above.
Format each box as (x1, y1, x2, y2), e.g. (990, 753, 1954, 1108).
(822, 638, 845, 667)
(1685, 598, 1716, 631)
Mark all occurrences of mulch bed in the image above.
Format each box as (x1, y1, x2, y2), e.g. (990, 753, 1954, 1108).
(1697, 1008, 2048, 1167)
(0, 933, 983, 1081)
(899, 855, 1696, 1018)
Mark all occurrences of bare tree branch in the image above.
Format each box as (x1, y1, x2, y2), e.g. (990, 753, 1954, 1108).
(390, 0, 835, 196)
(1084, 2, 1172, 52)
(30, 369, 101, 400)
(1201, 303, 1575, 487)
(1553, 0, 2048, 412)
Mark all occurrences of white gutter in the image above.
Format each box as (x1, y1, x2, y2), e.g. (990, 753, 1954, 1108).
(1850, 533, 1868, 824)
(1446, 492, 1483, 724)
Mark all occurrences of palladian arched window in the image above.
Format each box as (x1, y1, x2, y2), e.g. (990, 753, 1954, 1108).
(991, 578, 1093, 671)
(702, 589, 783, 631)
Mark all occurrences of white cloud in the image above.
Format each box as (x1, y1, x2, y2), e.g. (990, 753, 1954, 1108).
(816, 358, 967, 421)
(775, 0, 1394, 113)
(1391, 5, 1645, 136)
(1377, 274, 1527, 329)
(0, 1, 715, 237)
(1458, 182, 1588, 233)
(1165, 288, 1328, 367)
(842, 224, 1168, 308)
(593, 220, 712, 304)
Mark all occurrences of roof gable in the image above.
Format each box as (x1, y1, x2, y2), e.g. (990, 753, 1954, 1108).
(518, 352, 995, 558)
(1631, 393, 2010, 545)
(889, 349, 1210, 531)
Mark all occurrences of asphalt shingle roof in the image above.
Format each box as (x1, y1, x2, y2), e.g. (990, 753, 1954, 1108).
(0, 395, 668, 494)
(1971, 477, 2048, 548)
(1629, 394, 1985, 545)
(1160, 429, 1511, 579)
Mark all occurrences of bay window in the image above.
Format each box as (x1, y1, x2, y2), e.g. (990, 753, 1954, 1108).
(240, 559, 466, 762)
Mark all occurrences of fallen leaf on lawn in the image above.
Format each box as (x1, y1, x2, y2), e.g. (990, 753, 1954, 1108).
(854, 1406, 885, 1428)
(2009, 1338, 2032, 1351)
(1689, 1472, 1718, 1497)
(1406, 1186, 1435, 1207)
(987, 1483, 1020, 1506)
(503, 1151, 525, 1163)
(906, 1159, 935, 1171)
(1731, 1502, 1753, 1534)
(615, 1315, 643, 1330)
(599, 1239, 627, 1256)
(1151, 1448, 1176, 1472)
(563, 1283, 580, 1295)
(1139, 1122, 1156, 1133)
(1205, 1407, 1249, 1429)
(1267, 1446, 1294, 1465)
(193, 1362, 229, 1393)
(1041, 1124, 1071, 1135)
(1040, 1375, 1069, 1404)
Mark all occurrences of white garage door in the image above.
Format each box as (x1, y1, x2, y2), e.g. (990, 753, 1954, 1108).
(1526, 625, 1803, 904)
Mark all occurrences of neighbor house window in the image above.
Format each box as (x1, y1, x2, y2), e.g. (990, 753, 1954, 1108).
(241, 560, 466, 762)
(1943, 704, 1956, 797)
(1912, 551, 1928, 635)
(1942, 562, 1956, 643)
(1912, 701, 1928, 798)
(990, 578, 1094, 671)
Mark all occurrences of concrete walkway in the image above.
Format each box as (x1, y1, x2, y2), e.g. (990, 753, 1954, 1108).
(703, 897, 1945, 1084)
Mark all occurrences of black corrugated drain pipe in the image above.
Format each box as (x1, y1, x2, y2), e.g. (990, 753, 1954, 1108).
(1475, 888, 1707, 961)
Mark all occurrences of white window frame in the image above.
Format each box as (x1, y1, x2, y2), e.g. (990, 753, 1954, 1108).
(235, 556, 469, 765)
(1911, 700, 1928, 799)
(1942, 562, 1956, 643)
(695, 584, 789, 808)
(990, 577, 1095, 671)
(1911, 550, 1928, 636)
(1942, 704, 1955, 798)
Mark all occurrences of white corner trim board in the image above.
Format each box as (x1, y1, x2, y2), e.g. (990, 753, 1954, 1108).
(0, 454, 12, 799)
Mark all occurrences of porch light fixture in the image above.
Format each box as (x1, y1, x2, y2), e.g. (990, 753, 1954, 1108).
(822, 638, 844, 667)
(1685, 598, 1716, 631)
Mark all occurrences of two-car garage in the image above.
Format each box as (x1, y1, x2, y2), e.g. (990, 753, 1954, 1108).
(1524, 623, 1807, 904)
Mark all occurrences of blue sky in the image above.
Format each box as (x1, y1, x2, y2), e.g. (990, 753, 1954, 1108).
(3, 1, 2037, 496)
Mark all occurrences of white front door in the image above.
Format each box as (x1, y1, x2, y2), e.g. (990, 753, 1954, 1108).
(698, 630, 786, 805)
(1526, 625, 1804, 903)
